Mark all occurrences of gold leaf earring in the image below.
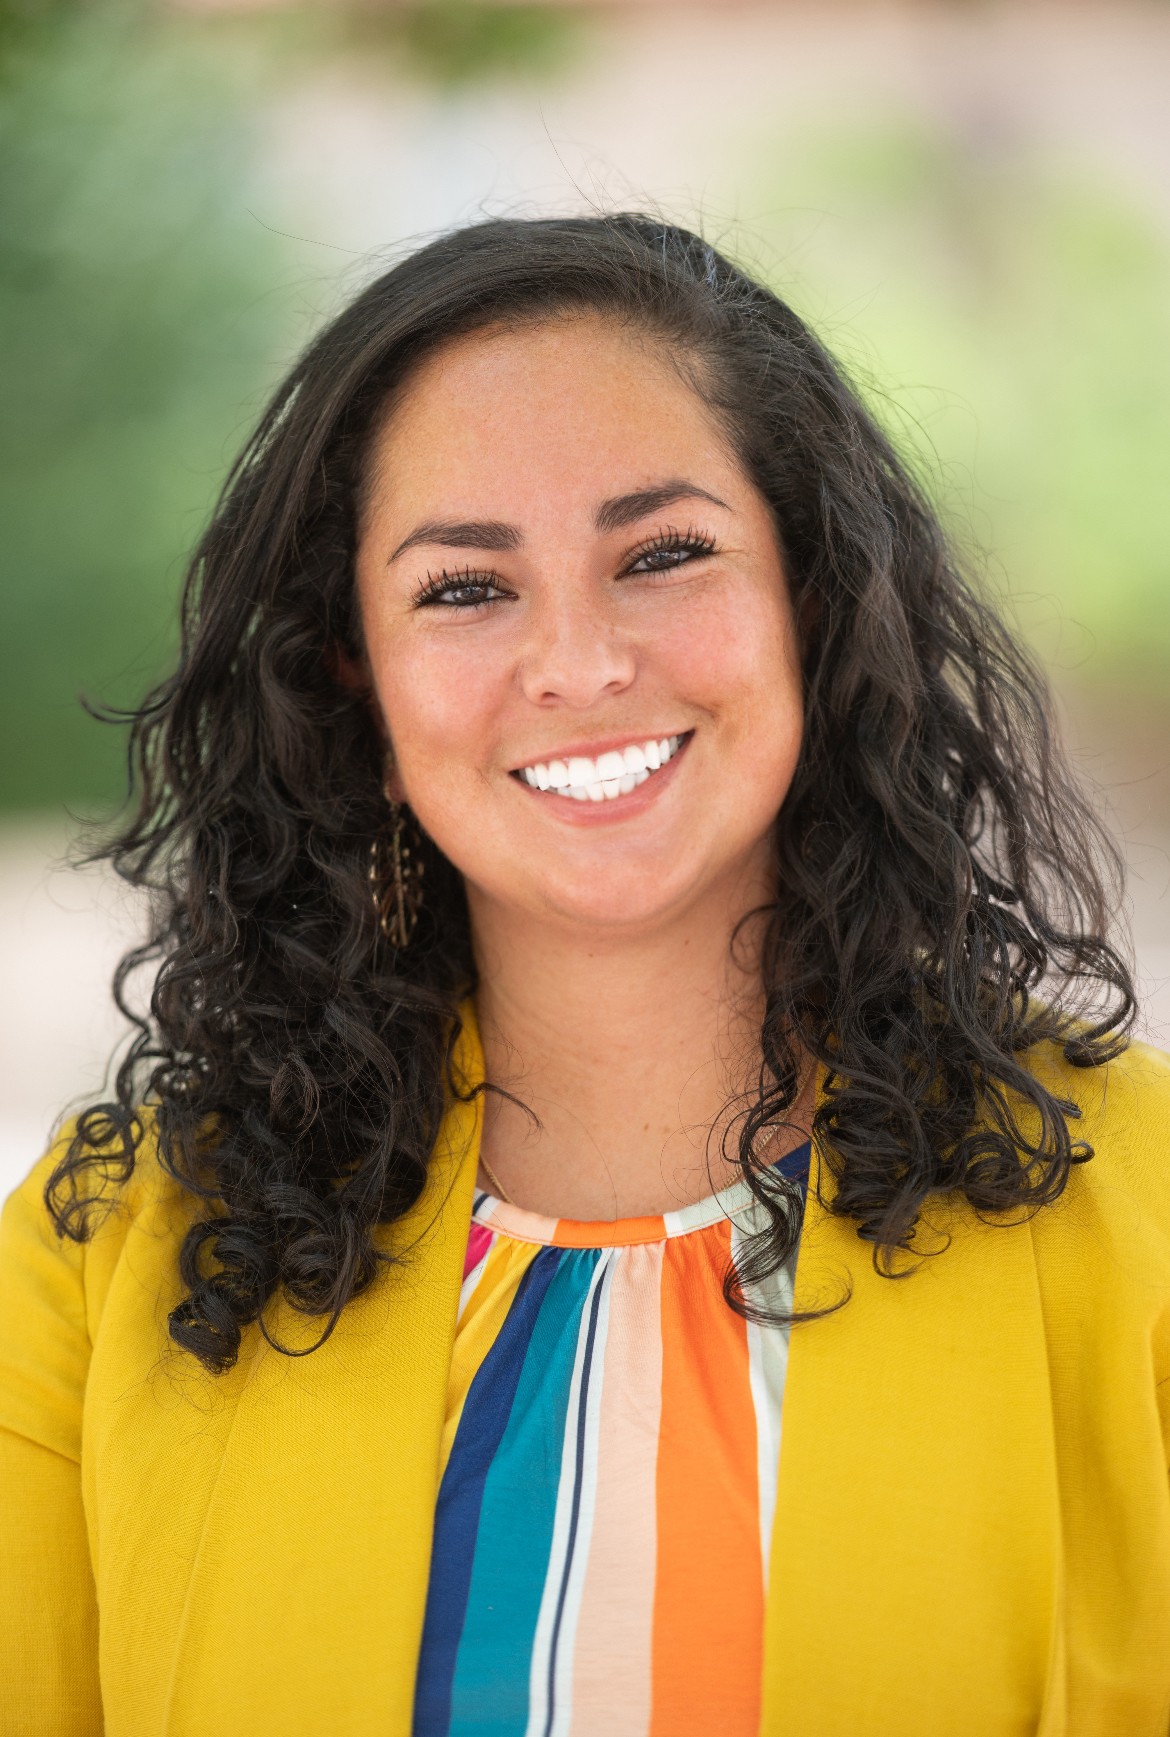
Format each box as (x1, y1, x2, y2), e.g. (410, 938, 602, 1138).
(368, 765, 425, 948)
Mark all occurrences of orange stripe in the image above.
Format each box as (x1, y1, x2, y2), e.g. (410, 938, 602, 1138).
(650, 1219, 764, 1737)
(553, 1213, 667, 1249)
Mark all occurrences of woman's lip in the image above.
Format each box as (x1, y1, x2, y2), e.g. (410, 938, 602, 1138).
(509, 730, 692, 823)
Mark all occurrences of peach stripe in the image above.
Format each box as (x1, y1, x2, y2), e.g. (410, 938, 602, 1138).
(650, 1221, 764, 1737)
(569, 1242, 664, 1737)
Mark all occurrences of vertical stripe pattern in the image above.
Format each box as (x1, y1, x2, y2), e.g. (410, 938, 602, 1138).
(412, 1144, 810, 1737)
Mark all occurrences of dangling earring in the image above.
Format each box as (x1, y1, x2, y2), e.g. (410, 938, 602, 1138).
(369, 765, 425, 948)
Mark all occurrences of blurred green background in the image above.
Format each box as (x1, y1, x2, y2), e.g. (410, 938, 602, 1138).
(1, 0, 1167, 815)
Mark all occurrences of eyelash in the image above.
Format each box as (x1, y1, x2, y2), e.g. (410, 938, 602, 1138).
(411, 565, 503, 611)
(411, 527, 718, 611)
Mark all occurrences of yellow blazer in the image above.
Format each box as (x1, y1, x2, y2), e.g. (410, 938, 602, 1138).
(2, 1013, 1170, 1736)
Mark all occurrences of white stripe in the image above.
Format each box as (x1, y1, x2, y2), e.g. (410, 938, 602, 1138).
(455, 1237, 493, 1325)
(731, 1221, 795, 1587)
(525, 1251, 615, 1737)
(662, 1174, 758, 1238)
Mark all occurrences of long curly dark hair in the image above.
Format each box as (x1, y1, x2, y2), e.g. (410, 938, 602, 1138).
(46, 214, 1134, 1373)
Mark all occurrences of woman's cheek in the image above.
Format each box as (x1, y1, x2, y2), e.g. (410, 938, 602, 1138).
(375, 633, 499, 775)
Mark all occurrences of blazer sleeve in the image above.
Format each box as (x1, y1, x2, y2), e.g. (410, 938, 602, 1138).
(0, 1138, 103, 1737)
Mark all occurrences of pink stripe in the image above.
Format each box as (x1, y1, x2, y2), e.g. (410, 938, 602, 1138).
(569, 1241, 664, 1736)
(463, 1220, 493, 1279)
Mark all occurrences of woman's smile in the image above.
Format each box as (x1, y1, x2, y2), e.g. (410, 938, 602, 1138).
(509, 728, 692, 819)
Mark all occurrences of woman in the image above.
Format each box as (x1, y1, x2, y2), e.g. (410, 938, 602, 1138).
(1, 214, 1167, 1737)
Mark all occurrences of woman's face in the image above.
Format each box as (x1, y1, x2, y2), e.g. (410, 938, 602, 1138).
(353, 315, 804, 936)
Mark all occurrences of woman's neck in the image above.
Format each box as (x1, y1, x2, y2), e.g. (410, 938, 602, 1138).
(468, 870, 808, 1220)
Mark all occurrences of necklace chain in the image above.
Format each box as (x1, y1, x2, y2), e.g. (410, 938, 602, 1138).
(477, 1120, 813, 1215)
(478, 1152, 514, 1205)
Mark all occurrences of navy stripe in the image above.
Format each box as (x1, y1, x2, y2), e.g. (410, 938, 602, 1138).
(774, 1138, 811, 1190)
(541, 1257, 608, 1737)
(412, 1246, 564, 1737)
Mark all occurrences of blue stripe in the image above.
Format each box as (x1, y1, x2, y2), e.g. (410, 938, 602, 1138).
(448, 1247, 601, 1737)
(412, 1246, 565, 1737)
(775, 1138, 811, 1189)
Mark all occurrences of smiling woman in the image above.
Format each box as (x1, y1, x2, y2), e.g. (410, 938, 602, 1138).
(348, 313, 804, 1190)
(1, 216, 1169, 1737)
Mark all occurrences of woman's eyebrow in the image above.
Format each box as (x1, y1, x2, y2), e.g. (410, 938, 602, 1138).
(390, 519, 520, 562)
(593, 481, 730, 532)
(388, 482, 729, 564)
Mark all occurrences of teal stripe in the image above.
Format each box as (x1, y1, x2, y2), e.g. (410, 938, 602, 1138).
(447, 1246, 601, 1737)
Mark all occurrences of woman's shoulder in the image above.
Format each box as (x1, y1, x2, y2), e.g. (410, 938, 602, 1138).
(0, 1110, 191, 1458)
(1021, 1033, 1170, 1254)
(3, 1106, 189, 1253)
(1026, 1032, 1170, 1166)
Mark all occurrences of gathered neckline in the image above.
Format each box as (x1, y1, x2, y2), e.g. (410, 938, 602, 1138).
(470, 1138, 812, 1249)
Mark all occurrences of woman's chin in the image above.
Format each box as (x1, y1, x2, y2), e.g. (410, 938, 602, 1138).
(493, 863, 714, 936)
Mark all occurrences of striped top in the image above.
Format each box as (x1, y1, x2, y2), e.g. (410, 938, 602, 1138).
(412, 1141, 811, 1737)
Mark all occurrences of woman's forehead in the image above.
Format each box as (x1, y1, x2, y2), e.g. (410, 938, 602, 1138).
(363, 318, 741, 528)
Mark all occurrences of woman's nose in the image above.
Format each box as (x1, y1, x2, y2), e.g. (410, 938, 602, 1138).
(516, 588, 637, 709)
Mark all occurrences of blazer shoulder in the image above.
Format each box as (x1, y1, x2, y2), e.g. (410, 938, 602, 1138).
(0, 1111, 190, 1458)
(2, 1105, 183, 1252)
(1025, 1034, 1170, 1237)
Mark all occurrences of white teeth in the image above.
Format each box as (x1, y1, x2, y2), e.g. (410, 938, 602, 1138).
(516, 733, 687, 796)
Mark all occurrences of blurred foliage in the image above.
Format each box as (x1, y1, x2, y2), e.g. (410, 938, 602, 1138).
(0, 5, 288, 812)
(391, 1, 577, 85)
(0, 0, 76, 68)
(273, 0, 580, 87)
(747, 114, 1170, 688)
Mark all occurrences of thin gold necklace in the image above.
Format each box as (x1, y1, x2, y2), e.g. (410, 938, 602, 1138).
(478, 1153, 514, 1204)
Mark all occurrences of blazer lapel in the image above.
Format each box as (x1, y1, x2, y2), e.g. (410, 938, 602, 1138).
(161, 1012, 484, 1737)
(761, 1157, 1064, 1736)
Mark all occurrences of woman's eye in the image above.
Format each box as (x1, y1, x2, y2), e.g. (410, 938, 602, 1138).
(632, 548, 688, 572)
(626, 534, 716, 575)
(414, 573, 506, 610)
